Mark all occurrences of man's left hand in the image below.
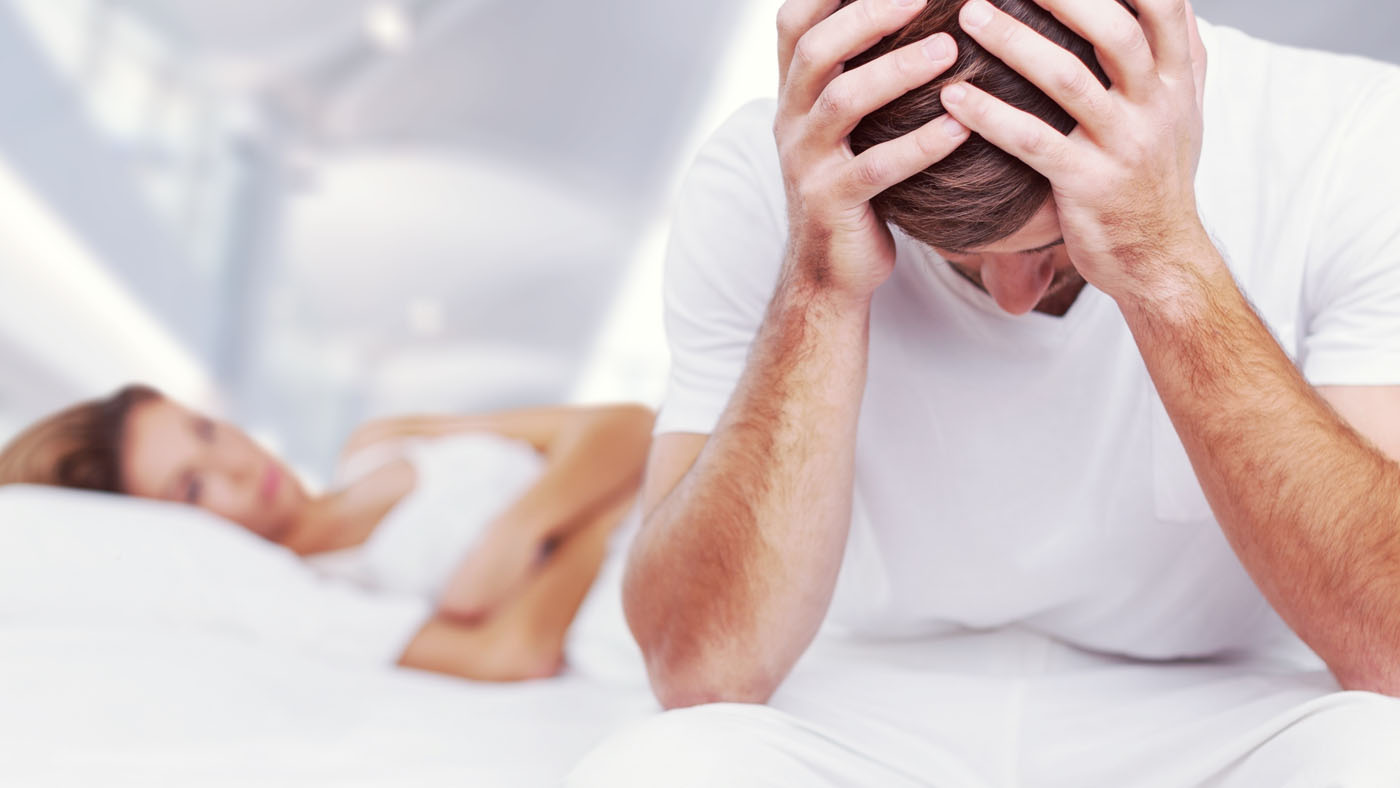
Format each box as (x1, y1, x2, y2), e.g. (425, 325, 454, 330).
(942, 0, 1211, 307)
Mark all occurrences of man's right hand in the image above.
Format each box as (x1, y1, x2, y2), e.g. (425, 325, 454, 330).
(624, 0, 970, 709)
(775, 0, 968, 303)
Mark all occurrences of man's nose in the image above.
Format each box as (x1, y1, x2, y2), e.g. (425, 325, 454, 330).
(980, 255, 1055, 316)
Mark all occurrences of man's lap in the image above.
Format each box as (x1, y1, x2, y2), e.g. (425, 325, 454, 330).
(569, 627, 1400, 787)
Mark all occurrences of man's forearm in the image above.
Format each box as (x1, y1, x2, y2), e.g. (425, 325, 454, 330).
(1119, 239, 1400, 693)
(625, 271, 872, 707)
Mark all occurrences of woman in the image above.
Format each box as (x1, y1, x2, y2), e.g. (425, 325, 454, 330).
(0, 384, 654, 682)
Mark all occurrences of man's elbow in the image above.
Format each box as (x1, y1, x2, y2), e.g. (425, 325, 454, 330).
(1336, 665, 1400, 698)
(644, 650, 782, 710)
(626, 600, 782, 708)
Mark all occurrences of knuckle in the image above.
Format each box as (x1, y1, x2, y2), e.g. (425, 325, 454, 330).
(1122, 127, 1153, 163)
(816, 80, 853, 119)
(998, 21, 1023, 51)
(913, 133, 952, 167)
(851, 156, 888, 189)
(792, 36, 823, 70)
(962, 93, 989, 122)
(1111, 23, 1147, 56)
(856, 0, 880, 30)
(889, 47, 921, 81)
(910, 126, 939, 160)
(775, 4, 800, 40)
(1056, 66, 1095, 100)
(1020, 126, 1050, 157)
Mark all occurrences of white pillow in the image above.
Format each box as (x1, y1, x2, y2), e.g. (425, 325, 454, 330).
(0, 485, 431, 666)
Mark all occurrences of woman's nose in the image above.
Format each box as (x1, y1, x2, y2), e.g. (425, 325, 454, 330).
(212, 448, 257, 483)
(980, 255, 1056, 316)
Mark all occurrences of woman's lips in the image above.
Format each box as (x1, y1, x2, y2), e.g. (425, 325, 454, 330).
(261, 466, 281, 503)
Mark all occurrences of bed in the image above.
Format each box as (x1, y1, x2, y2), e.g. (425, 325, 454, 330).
(0, 485, 658, 787)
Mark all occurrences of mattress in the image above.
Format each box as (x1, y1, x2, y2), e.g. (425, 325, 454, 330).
(0, 625, 657, 787)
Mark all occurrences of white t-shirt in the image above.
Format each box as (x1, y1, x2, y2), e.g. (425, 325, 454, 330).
(655, 21, 1400, 661)
(311, 433, 546, 598)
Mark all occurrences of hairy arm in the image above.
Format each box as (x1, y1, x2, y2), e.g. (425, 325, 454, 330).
(943, 0, 1400, 692)
(625, 0, 968, 709)
(626, 277, 873, 708)
(1120, 242, 1400, 695)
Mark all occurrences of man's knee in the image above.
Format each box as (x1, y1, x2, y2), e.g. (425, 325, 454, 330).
(566, 703, 827, 788)
(1245, 692, 1400, 787)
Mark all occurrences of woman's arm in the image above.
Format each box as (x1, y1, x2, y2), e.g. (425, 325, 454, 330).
(343, 404, 652, 542)
(397, 492, 633, 681)
(433, 405, 653, 621)
(339, 404, 650, 621)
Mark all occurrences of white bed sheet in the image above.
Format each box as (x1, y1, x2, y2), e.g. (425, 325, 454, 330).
(0, 625, 658, 787)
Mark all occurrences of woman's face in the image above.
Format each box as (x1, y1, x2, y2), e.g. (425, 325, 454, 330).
(119, 397, 310, 542)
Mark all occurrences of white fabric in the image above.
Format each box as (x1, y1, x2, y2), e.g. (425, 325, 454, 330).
(653, 20, 1400, 662)
(312, 431, 649, 683)
(0, 485, 430, 667)
(0, 624, 659, 788)
(310, 433, 545, 598)
(570, 628, 1400, 788)
(563, 510, 650, 685)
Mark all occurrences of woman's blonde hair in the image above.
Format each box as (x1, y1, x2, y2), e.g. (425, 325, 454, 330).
(0, 384, 161, 493)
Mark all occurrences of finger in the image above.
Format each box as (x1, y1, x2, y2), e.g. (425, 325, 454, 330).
(1185, 0, 1207, 107)
(782, 0, 930, 118)
(1027, 0, 1157, 98)
(1133, 0, 1194, 78)
(838, 115, 971, 203)
(810, 32, 959, 146)
(777, 0, 842, 87)
(940, 81, 1077, 180)
(958, 0, 1119, 138)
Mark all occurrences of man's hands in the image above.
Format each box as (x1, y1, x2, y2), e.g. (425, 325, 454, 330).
(776, 0, 970, 304)
(942, 0, 1211, 307)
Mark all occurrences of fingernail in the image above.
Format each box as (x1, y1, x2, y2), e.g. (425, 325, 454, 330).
(943, 83, 968, 104)
(961, 0, 993, 29)
(923, 34, 952, 62)
(942, 116, 967, 138)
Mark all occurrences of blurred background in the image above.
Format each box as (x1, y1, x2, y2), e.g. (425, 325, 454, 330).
(0, 0, 1396, 479)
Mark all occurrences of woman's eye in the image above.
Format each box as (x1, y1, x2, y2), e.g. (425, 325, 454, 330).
(185, 476, 204, 504)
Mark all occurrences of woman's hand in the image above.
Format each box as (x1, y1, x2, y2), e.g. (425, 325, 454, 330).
(436, 522, 547, 623)
(775, 0, 970, 304)
(942, 0, 1212, 308)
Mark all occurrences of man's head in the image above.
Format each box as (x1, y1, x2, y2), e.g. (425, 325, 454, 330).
(847, 0, 1129, 313)
(849, 0, 1114, 250)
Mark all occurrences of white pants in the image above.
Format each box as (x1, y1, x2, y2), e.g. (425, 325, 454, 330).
(568, 628, 1400, 787)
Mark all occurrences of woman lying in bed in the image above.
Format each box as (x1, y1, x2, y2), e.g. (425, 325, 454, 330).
(0, 385, 653, 682)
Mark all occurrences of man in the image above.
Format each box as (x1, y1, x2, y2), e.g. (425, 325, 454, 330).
(572, 0, 1400, 784)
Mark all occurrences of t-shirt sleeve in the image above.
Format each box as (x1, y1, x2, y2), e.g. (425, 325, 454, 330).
(1301, 71, 1400, 386)
(655, 100, 789, 436)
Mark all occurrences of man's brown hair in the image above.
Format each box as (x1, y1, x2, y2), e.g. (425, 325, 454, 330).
(848, 0, 1126, 251)
(0, 384, 161, 494)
